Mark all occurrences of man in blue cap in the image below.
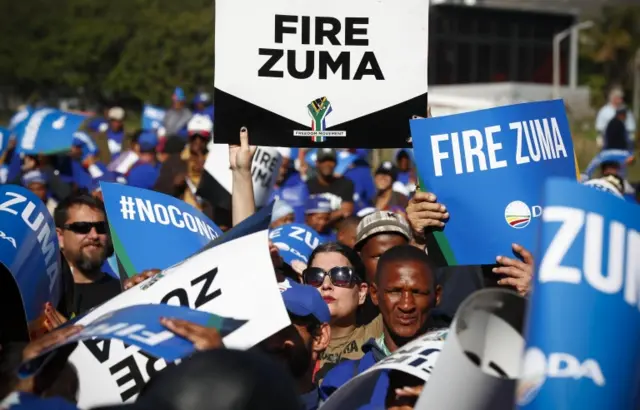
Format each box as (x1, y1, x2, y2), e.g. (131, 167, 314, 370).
(127, 130, 161, 190)
(162, 87, 192, 139)
(192, 91, 214, 121)
(21, 169, 58, 215)
(305, 195, 335, 242)
(258, 281, 331, 410)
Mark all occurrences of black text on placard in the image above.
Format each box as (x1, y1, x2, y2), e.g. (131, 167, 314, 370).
(258, 15, 384, 80)
(160, 267, 222, 308)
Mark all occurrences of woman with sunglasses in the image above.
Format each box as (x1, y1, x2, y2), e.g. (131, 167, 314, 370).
(303, 242, 383, 382)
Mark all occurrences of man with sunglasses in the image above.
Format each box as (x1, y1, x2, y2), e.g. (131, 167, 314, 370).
(54, 192, 120, 317)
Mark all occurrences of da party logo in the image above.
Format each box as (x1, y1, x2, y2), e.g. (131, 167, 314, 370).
(504, 201, 542, 229)
(516, 347, 605, 406)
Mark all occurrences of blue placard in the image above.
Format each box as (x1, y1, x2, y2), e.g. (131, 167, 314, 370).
(517, 178, 640, 410)
(142, 104, 166, 130)
(410, 100, 577, 265)
(14, 108, 87, 155)
(0, 185, 61, 325)
(19, 303, 248, 376)
(269, 223, 324, 267)
(100, 182, 223, 279)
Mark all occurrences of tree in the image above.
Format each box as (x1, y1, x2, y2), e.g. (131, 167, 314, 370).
(580, 5, 640, 105)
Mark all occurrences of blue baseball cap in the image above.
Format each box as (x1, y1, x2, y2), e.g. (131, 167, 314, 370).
(305, 195, 332, 214)
(172, 87, 186, 102)
(193, 92, 211, 104)
(280, 280, 330, 323)
(137, 130, 158, 152)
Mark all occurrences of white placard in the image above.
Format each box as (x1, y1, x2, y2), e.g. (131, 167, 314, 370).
(214, 0, 429, 147)
(321, 329, 448, 410)
(202, 144, 282, 208)
(70, 230, 290, 408)
(415, 289, 526, 410)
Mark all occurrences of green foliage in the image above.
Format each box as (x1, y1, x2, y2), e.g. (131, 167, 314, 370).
(580, 5, 640, 102)
(0, 0, 214, 104)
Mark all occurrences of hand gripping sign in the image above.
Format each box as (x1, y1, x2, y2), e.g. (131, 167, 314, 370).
(410, 99, 577, 266)
(0, 185, 61, 342)
(516, 178, 640, 410)
(415, 288, 526, 410)
(100, 182, 223, 279)
(55, 229, 290, 409)
(19, 304, 247, 376)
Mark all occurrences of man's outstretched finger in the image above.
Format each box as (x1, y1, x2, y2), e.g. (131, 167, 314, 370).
(239, 126, 249, 149)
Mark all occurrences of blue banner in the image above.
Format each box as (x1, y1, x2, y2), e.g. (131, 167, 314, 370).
(269, 223, 324, 267)
(517, 178, 640, 409)
(100, 182, 223, 279)
(19, 303, 248, 376)
(14, 108, 87, 155)
(410, 100, 577, 265)
(142, 104, 166, 130)
(0, 185, 61, 329)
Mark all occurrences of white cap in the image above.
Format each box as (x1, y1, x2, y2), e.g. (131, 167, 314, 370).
(187, 114, 213, 134)
(108, 106, 125, 121)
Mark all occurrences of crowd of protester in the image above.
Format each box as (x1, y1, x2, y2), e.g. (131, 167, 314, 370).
(0, 84, 638, 410)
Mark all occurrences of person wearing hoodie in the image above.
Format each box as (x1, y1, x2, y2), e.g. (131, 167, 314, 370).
(320, 245, 444, 406)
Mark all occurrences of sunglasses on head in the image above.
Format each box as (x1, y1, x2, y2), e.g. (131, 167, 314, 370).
(303, 266, 360, 288)
(62, 221, 107, 235)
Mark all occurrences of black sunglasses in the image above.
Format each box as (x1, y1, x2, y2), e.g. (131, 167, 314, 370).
(62, 221, 108, 235)
(303, 266, 360, 288)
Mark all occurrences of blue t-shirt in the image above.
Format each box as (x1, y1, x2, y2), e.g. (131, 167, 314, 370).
(270, 172, 309, 223)
(344, 163, 375, 212)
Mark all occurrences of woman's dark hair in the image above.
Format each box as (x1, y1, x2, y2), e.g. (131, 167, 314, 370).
(308, 242, 366, 282)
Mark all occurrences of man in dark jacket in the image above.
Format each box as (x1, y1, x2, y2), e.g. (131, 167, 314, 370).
(320, 245, 444, 404)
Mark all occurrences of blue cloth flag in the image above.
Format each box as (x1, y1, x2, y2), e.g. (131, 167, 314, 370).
(19, 304, 248, 377)
(14, 109, 87, 155)
(100, 182, 222, 279)
(584, 149, 632, 178)
(0, 185, 61, 327)
(410, 100, 577, 265)
(269, 223, 324, 266)
(517, 178, 640, 410)
(142, 104, 166, 130)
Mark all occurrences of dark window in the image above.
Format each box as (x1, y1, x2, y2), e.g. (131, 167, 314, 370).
(494, 43, 510, 82)
(477, 44, 492, 83)
(456, 42, 472, 83)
